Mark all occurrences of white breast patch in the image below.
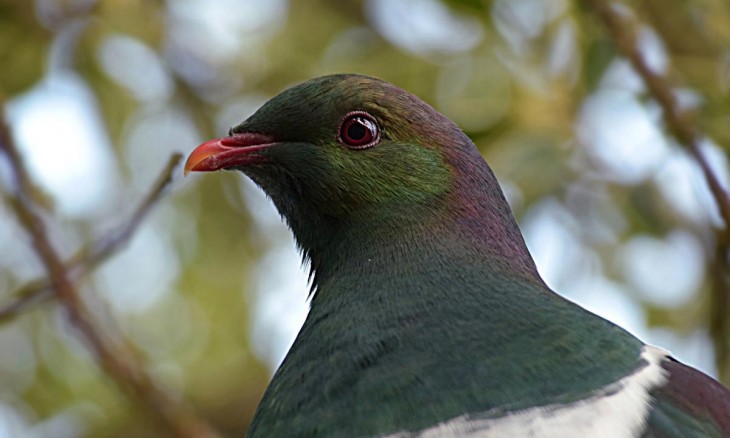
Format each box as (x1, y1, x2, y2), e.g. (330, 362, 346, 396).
(386, 345, 670, 438)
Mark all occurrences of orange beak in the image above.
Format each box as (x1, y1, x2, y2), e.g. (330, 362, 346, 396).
(184, 133, 278, 175)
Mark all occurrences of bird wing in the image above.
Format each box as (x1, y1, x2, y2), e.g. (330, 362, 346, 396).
(644, 357, 730, 437)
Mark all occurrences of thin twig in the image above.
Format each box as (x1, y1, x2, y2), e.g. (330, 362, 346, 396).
(0, 277, 53, 321)
(0, 154, 183, 324)
(589, 0, 730, 382)
(589, 0, 730, 226)
(0, 111, 219, 438)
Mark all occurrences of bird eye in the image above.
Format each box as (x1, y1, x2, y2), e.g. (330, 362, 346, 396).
(338, 111, 380, 149)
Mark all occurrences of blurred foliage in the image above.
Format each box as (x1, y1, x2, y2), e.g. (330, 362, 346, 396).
(1, 0, 729, 436)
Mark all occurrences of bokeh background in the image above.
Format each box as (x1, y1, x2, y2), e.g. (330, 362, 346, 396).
(1, 0, 729, 436)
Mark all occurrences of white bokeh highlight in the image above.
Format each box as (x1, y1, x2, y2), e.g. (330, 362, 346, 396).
(6, 73, 118, 217)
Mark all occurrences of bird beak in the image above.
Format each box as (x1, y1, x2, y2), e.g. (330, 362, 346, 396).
(184, 133, 278, 175)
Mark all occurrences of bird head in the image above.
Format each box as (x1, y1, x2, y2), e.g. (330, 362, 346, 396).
(186, 75, 463, 218)
(186, 74, 536, 280)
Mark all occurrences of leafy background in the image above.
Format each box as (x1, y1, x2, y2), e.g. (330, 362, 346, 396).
(1, 0, 729, 436)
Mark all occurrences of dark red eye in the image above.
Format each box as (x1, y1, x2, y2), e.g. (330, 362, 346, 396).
(338, 111, 380, 149)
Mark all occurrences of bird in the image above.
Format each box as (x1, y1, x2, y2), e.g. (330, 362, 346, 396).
(185, 74, 730, 437)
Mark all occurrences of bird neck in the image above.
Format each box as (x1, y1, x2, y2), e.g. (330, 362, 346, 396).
(296, 200, 539, 308)
(296, 144, 542, 293)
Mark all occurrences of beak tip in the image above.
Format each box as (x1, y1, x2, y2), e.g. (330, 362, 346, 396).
(183, 159, 197, 176)
(184, 145, 213, 175)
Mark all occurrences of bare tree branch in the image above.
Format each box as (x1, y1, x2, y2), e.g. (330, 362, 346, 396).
(589, 0, 730, 225)
(589, 0, 730, 382)
(0, 109, 220, 438)
(0, 153, 182, 324)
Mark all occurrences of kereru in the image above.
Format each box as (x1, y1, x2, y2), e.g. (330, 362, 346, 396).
(185, 74, 730, 437)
